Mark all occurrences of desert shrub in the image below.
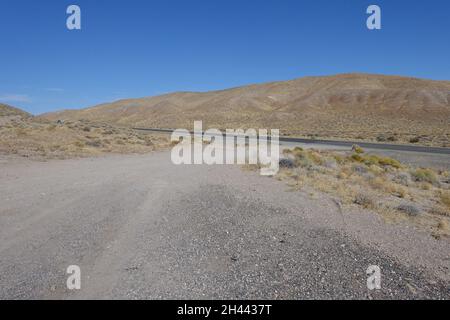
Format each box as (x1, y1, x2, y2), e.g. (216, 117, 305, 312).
(308, 151, 324, 165)
(362, 155, 380, 166)
(392, 172, 411, 186)
(368, 164, 384, 175)
(420, 182, 432, 190)
(431, 206, 450, 217)
(369, 176, 387, 190)
(410, 168, 438, 184)
(337, 170, 348, 180)
(291, 147, 304, 158)
(376, 135, 387, 142)
(144, 138, 154, 146)
(350, 153, 401, 169)
(352, 164, 368, 174)
(294, 154, 314, 169)
(85, 140, 103, 148)
(115, 139, 126, 145)
(352, 144, 364, 154)
(351, 154, 364, 162)
(438, 219, 450, 233)
(396, 203, 421, 216)
(73, 141, 85, 148)
(387, 135, 397, 142)
(290, 149, 324, 168)
(323, 158, 338, 169)
(333, 154, 345, 164)
(369, 177, 405, 198)
(354, 193, 374, 208)
(377, 157, 401, 169)
(376, 134, 397, 142)
(440, 191, 450, 209)
(279, 158, 296, 169)
(15, 128, 27, 136)
(83, 126, 91, 132)
(393, 186, 407, 198)
(409, 137, 420, 143)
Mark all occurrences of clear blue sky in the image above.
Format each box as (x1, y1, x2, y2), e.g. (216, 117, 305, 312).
(1, 0, 449, 115)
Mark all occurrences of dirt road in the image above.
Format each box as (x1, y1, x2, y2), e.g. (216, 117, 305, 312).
(0, 152, 449, 299)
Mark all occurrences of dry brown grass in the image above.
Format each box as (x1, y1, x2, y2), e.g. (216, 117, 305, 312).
(440, 190, 450, 209)
(246, 147, 450, 238)
(438, 219, 450, 234)
(0, 118, 170, 160)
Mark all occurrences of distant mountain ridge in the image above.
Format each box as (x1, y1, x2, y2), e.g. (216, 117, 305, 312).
(40, 74, 450, 146)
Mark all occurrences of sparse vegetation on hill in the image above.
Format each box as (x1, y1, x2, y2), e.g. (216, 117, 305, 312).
(0, 103, 31, 118)
(40, 74, 450, 147)
(0, 116, 169, 159)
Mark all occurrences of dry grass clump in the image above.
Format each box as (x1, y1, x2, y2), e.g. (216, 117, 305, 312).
(440, 190, 450, 209)
(438, 219, 450, 233)
(410, 168, 438, 184)
(0, 118, 170, 160)
(248, 147, 450, 238)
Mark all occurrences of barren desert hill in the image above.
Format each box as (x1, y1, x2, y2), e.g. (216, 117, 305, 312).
(39, 74, 450, 146)
(0, 103, 31, 118)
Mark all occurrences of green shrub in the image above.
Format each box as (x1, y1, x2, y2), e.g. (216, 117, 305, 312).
(350, 153, 401, 169)
(333, 154, 345, 164)
(410, 168, 438, 184)
(351, 154, 364, 162)
(352, 145, 364, 154)
(378, 157, 401, 169)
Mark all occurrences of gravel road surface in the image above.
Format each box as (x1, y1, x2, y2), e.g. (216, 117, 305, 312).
(0, 152, 449, 299)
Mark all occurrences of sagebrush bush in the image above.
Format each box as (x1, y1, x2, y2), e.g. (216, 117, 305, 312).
(393, 172, 411, 186)
(410, 168, 438, 184)
(409, 137, 420, 143)
(378, 157, 401, 169)
(396, 203, 421, 216)
(352, 144, 365, 154)
(349, 153, 401, 169)
(351, 154, 364, 162)
(333, 154, 345, 164)
(354, 193, 374, 208)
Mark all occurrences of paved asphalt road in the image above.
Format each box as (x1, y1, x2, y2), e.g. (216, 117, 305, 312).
(0, 152, 449, 299)
(133, 128, 450, 155)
